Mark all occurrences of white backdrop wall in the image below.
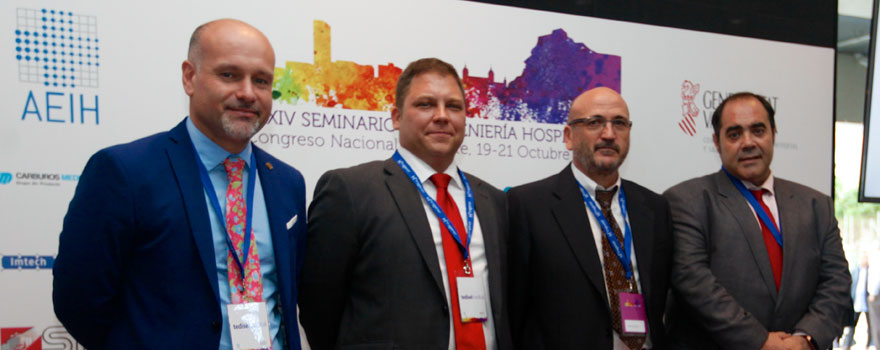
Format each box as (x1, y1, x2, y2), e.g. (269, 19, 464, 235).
(0, 0, 833, 348)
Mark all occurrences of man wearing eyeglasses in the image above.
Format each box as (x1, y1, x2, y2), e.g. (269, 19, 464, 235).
(663, 92, 849, 350)
(507, 87, 672, 350)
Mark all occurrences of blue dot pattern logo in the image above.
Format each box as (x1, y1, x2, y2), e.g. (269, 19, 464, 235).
(0, 172, 12, 185)
(14, 8, 99, 88)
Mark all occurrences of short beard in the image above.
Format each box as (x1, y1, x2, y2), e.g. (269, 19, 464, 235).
(574, 141, 625, 176)
(576, 152, 622, 176)
(221, 114, 262, 142)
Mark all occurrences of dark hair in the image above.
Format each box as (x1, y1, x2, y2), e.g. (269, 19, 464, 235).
(394, 58, 465, 111)
(187, 22, 209, 62)
(711, 92, 776, 135)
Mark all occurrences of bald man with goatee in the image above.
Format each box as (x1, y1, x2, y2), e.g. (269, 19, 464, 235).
(54, 19, 307, 349)
(508, 87, 672, 350)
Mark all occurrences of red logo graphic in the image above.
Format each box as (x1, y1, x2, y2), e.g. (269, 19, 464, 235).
(679, 80, 701, 136)
(1, 327, 41, 350)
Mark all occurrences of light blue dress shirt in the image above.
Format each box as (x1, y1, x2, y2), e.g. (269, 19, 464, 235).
(186, 118, 283, 350)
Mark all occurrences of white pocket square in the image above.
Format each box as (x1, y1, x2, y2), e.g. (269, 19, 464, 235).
(286, 215, 298, 230)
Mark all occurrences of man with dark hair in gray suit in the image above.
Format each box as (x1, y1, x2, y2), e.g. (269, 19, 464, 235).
(300, 58, 511, 350)
(664, 92, 850, 350)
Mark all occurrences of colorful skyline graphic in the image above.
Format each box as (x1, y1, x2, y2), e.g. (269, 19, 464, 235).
(272, 20, 621, 124)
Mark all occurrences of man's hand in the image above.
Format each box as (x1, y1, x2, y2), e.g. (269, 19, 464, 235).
(870, 295, 877, 303)
(781, 335, 811, 350)
(760, 332, 791, 350)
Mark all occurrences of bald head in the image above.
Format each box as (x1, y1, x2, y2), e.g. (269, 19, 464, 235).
(187, 19, 274, 68)
(564, 87, 631, 187)
(568, 87, 629, 123)
(181, 19, 276, 154)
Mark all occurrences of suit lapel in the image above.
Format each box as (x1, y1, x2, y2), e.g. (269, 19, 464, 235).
(165, 120, 220, 304)
(383, 159, 446, 295)
(551, 168, 610, 309)
(773, 179, 798, 308)
(622, 181, 655, 301)
(255, 148, 294, 307)
(471, 175, 504, 317)
(714, 171, 778, 302)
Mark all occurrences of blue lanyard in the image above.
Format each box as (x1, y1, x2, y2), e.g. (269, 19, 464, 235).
(722, 168, 783, 247)
(393, 151, 475, 260)
(576, 181, 635, 280)
(194, 147, 257, 283)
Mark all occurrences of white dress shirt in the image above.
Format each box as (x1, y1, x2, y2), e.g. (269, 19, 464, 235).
(397, 147, 497, 350)
(571, 164, 651, 350)
(738, 172, 780, 230)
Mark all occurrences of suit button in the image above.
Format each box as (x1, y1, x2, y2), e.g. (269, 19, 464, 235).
(211, 320, 221, 332)
(443, 305, 449, 313)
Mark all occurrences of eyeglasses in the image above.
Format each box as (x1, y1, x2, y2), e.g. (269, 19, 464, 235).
(568, 117, 633, 132)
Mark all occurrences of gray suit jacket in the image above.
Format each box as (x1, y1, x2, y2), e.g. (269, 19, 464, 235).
(663, 170, 850, 350)
(300, 159, 512, 350)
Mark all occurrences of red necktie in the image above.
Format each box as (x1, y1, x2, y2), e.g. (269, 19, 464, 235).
(223, 156, 263, 303)
(750, 189, 782, 291)
(429, 173, 486, 350)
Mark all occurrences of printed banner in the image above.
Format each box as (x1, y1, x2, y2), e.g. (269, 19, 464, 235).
(0, 0, 834, 348)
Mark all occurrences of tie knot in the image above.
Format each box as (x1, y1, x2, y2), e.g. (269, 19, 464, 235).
(430, 173, 452, 190)
(594, 186, 618, 209)
(223, 156, 245, 176)
(750, 189, 766, 199)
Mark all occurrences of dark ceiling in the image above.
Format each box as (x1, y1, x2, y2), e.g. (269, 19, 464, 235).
(471, 0, 839, 49)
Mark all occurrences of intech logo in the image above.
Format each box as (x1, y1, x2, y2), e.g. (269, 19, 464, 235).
(1, 255, 55, 270)
(0, 172, 11, 185)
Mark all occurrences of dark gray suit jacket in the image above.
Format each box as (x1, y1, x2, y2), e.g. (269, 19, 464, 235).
(664, 170, 850, 350)
(300, 158, 511, 350)
(507, 166, 672, 349)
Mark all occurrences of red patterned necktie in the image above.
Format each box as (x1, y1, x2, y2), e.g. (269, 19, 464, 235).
(223, 156, 263, 304)
(429, 173, 486, 350)
(595, 188, 646, 350)
(750, 189, 782, 290)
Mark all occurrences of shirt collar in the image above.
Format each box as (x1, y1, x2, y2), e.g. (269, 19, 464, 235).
(570, 163, 622, 198)
(396, 146, 462, 190)
(738, 171, 775, 196)
(186, 117, 253, 171)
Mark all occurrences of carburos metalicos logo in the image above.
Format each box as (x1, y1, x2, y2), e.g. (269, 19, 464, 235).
(14, 8, 100, 125)
(1, 171, 79, 187)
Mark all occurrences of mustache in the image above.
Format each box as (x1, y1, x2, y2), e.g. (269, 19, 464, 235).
(594, 141, 619, 152)
(226, 104, 260, 113)
(739, 149, 762, 159)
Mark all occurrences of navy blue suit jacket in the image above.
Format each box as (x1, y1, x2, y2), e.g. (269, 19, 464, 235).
(53, 120, 307, 350)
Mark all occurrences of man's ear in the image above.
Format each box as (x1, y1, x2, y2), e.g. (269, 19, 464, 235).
(391, 105, 401, 130)
(182, 60, 196, 96)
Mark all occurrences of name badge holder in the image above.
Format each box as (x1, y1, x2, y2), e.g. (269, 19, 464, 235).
(576, 182, 647, 335)
(393, 151, 488, 323)
(193, 147, 271, 349)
